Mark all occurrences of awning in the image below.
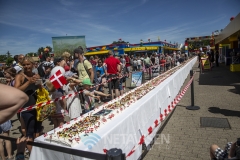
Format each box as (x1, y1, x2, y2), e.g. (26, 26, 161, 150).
(84, 50, 109, 56)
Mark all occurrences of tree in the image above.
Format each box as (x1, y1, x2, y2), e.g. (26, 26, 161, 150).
(0, 55, 7, 62)
(45, 46, 52, 52)
(38, 47, 44, 55)
(26, 52, 36, 57)
(38, 46, 53, 55)
(6, 57, 14, 66)
(6, 51, 11, 58)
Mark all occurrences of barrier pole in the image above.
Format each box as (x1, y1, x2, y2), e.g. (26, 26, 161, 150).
(106, 148, 125, 160)
(186, 70, 200, 110)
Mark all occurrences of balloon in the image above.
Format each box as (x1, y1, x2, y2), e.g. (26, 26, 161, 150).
(50, 66, 65, 77)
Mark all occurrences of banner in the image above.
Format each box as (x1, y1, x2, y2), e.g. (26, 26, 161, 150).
(52, 36, 86, 56)
(124, 47, 158, 52)
(201, 58, 211, 70)
(131, 71, 143, 87)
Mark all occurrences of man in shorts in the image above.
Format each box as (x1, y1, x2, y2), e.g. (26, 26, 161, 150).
(0, 120, 13, 160)
(210, 140, 240, 160)
(103, 50, 122, 100)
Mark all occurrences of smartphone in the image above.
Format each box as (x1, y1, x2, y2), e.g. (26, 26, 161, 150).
(35, 79, 43, 85)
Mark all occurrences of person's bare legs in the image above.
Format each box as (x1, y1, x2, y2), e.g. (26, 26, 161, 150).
(26, 138, 33, 154)
(210, 144, 219, 159)
(115, 89, 120, 98)
(20, 117, 26, 137)
(3, 131, 12, 159)
(0, 138, 6, 160)
(120, 89, 124, 95)
(51, 118, 59, 129)
(58, 118, 64, 127)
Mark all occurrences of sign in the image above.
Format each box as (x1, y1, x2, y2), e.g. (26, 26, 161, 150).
(124, 47, 158, 52)
(201, 58, 211, 70)
(131, 71, 143, 87)
(151, 66, 160, 77)
(52, 36, 86, 57)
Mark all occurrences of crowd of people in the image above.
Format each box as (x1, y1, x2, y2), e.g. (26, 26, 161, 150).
(2, 48, 239, 160)
(0, 48, 187, 159)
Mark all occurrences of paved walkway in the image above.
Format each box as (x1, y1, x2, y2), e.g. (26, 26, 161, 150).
(144, 63, 240, 160)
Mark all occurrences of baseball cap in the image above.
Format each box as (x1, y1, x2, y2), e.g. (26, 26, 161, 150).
(82, 78, 93, 86)
(54, 57, 63, 65)
(74, 48, 84, 54)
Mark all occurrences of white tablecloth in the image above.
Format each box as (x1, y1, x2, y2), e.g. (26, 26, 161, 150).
(30, 57, 197, 160)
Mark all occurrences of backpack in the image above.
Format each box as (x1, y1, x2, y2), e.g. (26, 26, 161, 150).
(37, 63, 45, 78)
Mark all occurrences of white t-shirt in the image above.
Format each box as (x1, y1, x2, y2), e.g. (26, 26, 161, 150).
(137, 59, 141, 65)
(133, 60, 138, 66)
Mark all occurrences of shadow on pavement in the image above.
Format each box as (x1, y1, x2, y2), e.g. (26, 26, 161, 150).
(228, 85, 240, 95)
(208, 107, 240, 118)
(198, 64, 240, 88)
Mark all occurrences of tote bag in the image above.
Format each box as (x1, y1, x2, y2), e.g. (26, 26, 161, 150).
(36, 87, 56, 121)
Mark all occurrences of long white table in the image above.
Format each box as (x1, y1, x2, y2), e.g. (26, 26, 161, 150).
(30, 57, 197, 160)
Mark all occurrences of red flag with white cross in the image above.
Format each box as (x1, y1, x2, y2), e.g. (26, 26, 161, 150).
(49, 70, 67, 89)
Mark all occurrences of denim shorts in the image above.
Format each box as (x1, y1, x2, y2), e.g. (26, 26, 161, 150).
(0, 120, 12, 133)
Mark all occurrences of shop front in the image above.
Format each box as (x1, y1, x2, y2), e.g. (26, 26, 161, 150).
(215, 13, 240, 69)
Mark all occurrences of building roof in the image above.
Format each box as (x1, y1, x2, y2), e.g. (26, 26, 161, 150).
(215, 13, 240, 44)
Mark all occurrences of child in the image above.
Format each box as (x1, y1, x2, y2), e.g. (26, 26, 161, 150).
(64, 77, 82, 119)
(95, 70, 103, 92)
(82, 78, 110, 113)
(46, 80, 65, 128)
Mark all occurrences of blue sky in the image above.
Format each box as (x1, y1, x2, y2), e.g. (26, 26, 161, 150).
(0, 0, 239, 55)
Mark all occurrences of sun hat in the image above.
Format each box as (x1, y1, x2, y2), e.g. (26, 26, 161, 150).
(82, 78, 93, 86)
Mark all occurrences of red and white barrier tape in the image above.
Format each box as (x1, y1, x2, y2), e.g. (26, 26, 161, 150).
(18, 58, 193, 113)
(17, 73, 129, 113)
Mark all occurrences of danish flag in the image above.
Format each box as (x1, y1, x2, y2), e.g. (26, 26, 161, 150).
(49, 70, 67, 89)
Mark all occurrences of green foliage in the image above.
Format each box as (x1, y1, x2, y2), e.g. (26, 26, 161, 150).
(46, 46, 52, 52)
(0, 54, 7, 62)
(26, 52, 37, 57)
(38, 47, 44, 55)
(6, 57, 14, 66)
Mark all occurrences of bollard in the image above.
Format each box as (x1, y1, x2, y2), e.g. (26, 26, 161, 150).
(186, 70, 200, 110)
(106, 148, 125, 160)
